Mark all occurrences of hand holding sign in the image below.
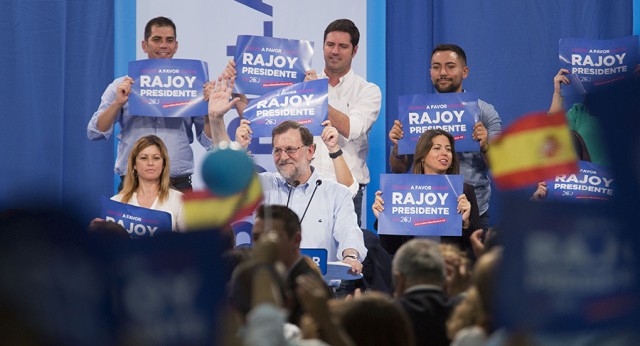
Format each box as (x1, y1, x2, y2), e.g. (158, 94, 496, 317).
(472, 121, 489, 152)
(457, 194, 471, 229)
(372, 190, 385, 219)
(116, 77, 134, 107)
(235, 119, 253, 148)
(389, 119, 404, 146)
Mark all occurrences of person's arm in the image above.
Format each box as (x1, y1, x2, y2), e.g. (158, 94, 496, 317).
(95, 77, 133, 132)
(222, 59, 250, 116)
(549, 68, 570, 114)
(296, 274, 355, 346)
(371, 190, 385, 219)
(389, 119, 411, 173)
(207, 76, 240, 146)
(321, 120, 356, 191)
(332, 188, 367, 265)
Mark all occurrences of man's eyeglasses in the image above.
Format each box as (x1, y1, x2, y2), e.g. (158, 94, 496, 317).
(272, 145, 305, 156)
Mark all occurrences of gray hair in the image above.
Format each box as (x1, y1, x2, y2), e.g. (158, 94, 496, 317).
(392, 239, 445, 285)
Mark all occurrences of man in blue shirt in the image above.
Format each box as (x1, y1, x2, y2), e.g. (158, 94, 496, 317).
(87, 16, 215, 191)
(206, 77, 367, 274)
(389, 44, 502, 230)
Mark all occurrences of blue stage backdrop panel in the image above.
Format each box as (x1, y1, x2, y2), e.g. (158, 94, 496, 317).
(0, 1, 115, 219)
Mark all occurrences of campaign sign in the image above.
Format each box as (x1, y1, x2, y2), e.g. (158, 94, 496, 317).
(559, 36, 639, 95)
(378, 174, 463, 236)
(497, 200, 640, 332)
(102, 197, 172, 239)
(128, 59, 209, 117)
(300, 248, 328, 275)
(234, 35, 314, 96)
(109, 231, 224, 345)
(397, 93, 480, 155)
(545, 161, 614, 202)
(242, 79, 328, 137)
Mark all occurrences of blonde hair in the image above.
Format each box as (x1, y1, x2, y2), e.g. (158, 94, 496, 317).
(120, 135, 171, 204)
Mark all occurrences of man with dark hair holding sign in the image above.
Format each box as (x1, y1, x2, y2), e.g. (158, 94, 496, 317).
(88, 16, 216, 191)
(223, 19, 381, 225)
(389, 44, 502, 230)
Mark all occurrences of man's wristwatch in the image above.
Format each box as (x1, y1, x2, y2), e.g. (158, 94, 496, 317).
(343, 254, 358, 261)
(329, 148, 343, 159)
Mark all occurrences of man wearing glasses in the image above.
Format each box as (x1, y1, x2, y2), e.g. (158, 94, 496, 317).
(207, 77, 366, 274)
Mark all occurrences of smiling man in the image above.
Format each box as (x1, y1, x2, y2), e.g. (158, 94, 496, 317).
(303, 19, 382, 226)
(206, 77, 367, 274)
(88, 16, 214, 192)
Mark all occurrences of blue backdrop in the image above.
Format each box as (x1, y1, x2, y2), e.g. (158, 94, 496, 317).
(0, 1, 114, 220)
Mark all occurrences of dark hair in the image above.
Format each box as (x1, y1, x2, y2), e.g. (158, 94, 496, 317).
(144, 16, 177, 41)
(432, 44, 467, 66)
(256, 204, 301, 239)
(271, 120, 314, 147)
(323, 19, 360, 47)
(412, 129, 460, 174)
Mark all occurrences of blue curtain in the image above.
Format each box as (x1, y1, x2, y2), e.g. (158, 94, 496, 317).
(386, 0, 633, 224)
(0, 1, 115, 221)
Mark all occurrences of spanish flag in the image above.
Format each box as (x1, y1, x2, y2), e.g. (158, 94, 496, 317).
(487, 111, 577, 190)
(182, 173, 263, 230)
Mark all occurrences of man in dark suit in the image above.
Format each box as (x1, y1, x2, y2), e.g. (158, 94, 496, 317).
(393, 239, 452, 346)
(253, 204, 330, 326)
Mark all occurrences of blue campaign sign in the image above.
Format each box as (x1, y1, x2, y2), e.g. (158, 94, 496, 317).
(497, 200, 640, 332)
(378, 174, 463, 236)
(234, 35, 314, 96)
(545, 161, 614, 202)
(128, 59, 209, 117)
(397, 93, 480, 155)
(242, 79, 328, 137)
(109, 231, 225, 345)
(300, 248, 328, 275)
(102, 197, 172, 239)
(559, 36, 640, 95)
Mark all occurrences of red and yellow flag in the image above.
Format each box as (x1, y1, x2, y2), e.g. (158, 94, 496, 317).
(487, 111, 578, 190)
(182, 173, 263, 230)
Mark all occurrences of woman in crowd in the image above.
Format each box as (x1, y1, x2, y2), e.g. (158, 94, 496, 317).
(92, 135, 185, 232)
(372, 129, 481, 255)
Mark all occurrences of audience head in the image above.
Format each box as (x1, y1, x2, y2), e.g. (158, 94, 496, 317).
(121, 135, 171, 203)
(323, 19, 360, 77)
(392, 239, 446, 296)
(430, 44, 469, 93)
(412, 129, 460, 174)
(332, 292, 415, 346)
(142, 16, 178, 59)
(271, 121, 315, 185)
(473, 247, 501, 329)
(253, 204, 302, 268)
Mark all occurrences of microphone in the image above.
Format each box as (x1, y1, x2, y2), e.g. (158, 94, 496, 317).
(286, 180, 300, 207)
(300, 180, 322, 224)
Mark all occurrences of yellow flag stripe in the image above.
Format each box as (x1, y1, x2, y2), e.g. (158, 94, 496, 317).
(489, 125, 575, 176)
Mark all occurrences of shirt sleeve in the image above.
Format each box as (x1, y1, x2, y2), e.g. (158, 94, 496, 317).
(193, 115, 213, 150)
(332, 187, 368, 261)
(346, 82, 382, 142)
(478, 100, 502, 140)
(87, 78, 122, 140)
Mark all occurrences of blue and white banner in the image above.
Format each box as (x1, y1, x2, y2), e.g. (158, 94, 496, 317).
(234, 35, 314, 96)
(300, 248, 328, 275)
(397, 93, 480, 155)
(242, 79, 328, 137)
(128, 59, 209, 117)
(560, 36, 639, 95)
(378, 174, 463, 236)
(497, 200, 640, 332)
(102, 197, 172, 238)
(545, 161, 614, 202)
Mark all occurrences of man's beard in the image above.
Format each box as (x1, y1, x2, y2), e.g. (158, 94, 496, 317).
(433, 78, 460, 93)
